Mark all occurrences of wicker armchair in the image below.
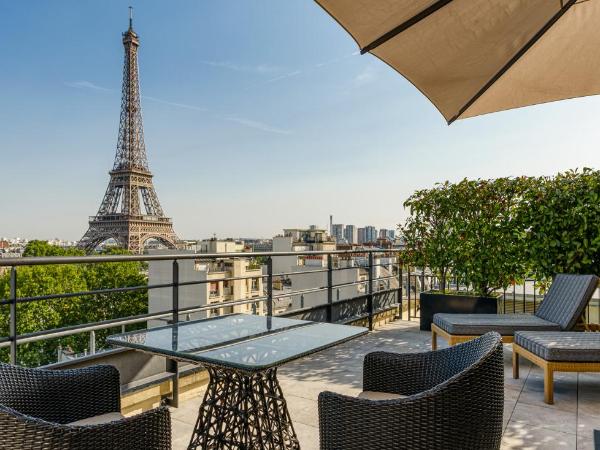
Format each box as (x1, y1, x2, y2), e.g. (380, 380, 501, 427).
(0, 363, 171, 450)
(318, 332, 504, 450)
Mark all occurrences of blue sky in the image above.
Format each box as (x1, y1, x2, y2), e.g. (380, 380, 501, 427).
(1, 1, 599, 241)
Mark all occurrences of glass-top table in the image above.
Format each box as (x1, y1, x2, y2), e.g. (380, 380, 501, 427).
(107, 314, 367, 450)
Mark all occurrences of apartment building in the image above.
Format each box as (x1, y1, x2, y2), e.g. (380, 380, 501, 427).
(148, 245, 264, 324)
(272, 226, 336, 275)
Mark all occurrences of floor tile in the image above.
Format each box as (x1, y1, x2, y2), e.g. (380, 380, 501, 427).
(165, 320, 600, 449)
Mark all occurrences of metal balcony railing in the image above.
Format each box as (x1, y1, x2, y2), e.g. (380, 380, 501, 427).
(0, 249, 403, 367)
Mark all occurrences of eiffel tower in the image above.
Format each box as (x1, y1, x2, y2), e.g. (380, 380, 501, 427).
(79, 9, 179, 254)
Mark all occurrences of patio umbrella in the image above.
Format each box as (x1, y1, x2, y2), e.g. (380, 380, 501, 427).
(315, 0, 600, 124)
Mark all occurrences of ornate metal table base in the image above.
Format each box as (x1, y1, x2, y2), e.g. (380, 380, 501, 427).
(188, 366, 301, 450)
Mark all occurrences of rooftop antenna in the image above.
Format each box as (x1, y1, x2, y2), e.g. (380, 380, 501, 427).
(129, 6, 133, 29)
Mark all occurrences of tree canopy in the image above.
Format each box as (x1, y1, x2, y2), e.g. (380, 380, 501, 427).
(0, 242, 147, 367)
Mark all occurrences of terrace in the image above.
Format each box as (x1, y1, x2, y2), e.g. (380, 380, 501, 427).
(4, 1, 600, 449)
(169, 320, 600, 449)
(1, 250, 599, 449)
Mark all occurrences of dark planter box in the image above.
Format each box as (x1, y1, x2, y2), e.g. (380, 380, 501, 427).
(419, 291, 498, 331)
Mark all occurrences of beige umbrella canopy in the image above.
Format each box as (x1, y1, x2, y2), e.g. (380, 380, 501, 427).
(316, 0, 600, 124)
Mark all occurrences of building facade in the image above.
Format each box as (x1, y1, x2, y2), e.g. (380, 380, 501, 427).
(379, 229, 396, 240)
(357, 227, 366, 244)
(331, 224, 345, 243)
(148, 246, 264, 324)
(272, 226, 336, 276)
(364, 226, 377, 243)
(344, 225, 357, 244)
(198, 238, 244, 254)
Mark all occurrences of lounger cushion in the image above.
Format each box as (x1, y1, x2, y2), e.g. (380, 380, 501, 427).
(533, 274, 598, 331)
(433, 313, 561, 336)
(515, 331, 600, 362)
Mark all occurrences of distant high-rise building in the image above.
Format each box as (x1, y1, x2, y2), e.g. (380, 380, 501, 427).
(357, 227, 366, 245)
(331, 224, 345, 243)
(364, 226, 377, 243)
(344, 225, 357, 244)
(379, 229, 395, 240)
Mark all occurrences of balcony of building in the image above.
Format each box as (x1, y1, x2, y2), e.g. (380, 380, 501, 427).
(0, 250, 599, 449)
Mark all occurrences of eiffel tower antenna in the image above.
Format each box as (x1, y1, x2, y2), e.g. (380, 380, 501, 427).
(79, 9, 179, 253)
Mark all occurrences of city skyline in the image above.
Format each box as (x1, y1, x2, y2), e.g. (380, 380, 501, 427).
(1, 219, 399, 244)
(2, 1, 599, 241)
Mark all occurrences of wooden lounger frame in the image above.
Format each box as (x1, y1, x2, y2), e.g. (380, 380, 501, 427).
(512, 343, 600, 404)
(431, 323, 513, 350)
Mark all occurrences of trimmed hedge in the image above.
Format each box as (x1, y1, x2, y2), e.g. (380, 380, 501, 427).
(400, 168, 600, 295)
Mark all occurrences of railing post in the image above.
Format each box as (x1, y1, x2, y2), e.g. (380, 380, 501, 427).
(168, 259, 180, 408)
(89, 330, 96, 355)
(513, 284, 516, 314)
(266, 256, 273, 317)
(398, 258, 403, 320)
(326, 254, 333, 323)
(407, 266, 411, 321)
(172, 260, 179, 324)
(9, 267, 17, 365)
(367, 252, 374, 331)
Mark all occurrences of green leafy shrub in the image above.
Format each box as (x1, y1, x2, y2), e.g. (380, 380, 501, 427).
(448, 177, 528, 297)
(401, 169, 600, 297)
(401, 178, 527, 296)
(401, 182, 458, 292)
(518, 168, 600, 281)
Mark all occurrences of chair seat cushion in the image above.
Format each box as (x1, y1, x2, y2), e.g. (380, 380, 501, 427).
(515, 331, 600, 362)
(68, 412, 124, 426)
(358, 391, 406, 401)
(433, 313, 561, 336)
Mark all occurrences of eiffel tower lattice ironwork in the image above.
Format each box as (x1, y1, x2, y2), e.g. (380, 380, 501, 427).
(79, 11, 179, 253)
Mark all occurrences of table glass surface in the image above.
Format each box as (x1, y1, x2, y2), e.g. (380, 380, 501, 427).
(107, 314, 367, 371)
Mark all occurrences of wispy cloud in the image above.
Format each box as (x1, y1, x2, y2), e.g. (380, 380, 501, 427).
(64, 80, 114, 92)
(64, 79, 290, 135)
(352, 65, 378, 88)
(142, 95, 207, 112)
(201, 60, 281, 75)
(202, 52, 362, 89)
(224, 116, 292, 135)
(65, 80, 207, 112)
(266, 70, 302, 83)
(315, 51, 358, 68)
(262, 52, 360, 85)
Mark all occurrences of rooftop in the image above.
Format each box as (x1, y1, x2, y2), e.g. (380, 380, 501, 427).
(168, 320, 600, 450)
(1, 248, 598, 449)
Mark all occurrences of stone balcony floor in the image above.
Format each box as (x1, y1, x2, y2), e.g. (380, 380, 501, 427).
(170, 320, 600, 449)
